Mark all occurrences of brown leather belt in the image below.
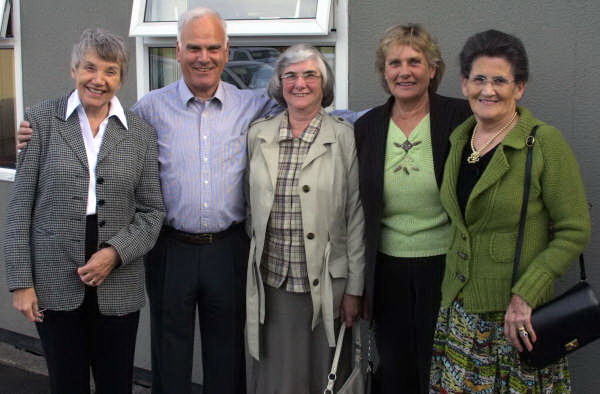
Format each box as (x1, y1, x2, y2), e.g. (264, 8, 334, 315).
(163, 222, 244, 245)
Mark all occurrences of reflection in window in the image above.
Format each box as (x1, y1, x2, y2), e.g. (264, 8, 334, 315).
(145, 0, 318, 22)
(1, 0, 11, 38)
(149, 47, 179, 91)
(0, 48, 15, 167)
(149, 46, 334, 92)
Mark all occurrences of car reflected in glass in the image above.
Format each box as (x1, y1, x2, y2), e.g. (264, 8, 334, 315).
(222, 61, 275, 91)
(229, 47, 280, 65)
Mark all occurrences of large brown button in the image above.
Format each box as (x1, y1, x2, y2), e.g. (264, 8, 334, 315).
(306, 232, 315, 240)
(302, 185, 310, 193)
(313, 279, 319, 286)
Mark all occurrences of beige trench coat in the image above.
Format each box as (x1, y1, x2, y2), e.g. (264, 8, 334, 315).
(245, 111, 365, 360)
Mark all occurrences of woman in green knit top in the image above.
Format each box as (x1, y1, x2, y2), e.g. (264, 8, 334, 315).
(354, 25, 471, 394)
(429, 30, 591, 392)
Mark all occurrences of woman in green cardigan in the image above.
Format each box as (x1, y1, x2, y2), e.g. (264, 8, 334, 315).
(429, 30, 591, 393)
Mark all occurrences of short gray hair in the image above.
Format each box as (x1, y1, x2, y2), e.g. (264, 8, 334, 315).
(177, 7, 228, 45)
(266, 44, 334, 108)
(71, 28, 129, 82)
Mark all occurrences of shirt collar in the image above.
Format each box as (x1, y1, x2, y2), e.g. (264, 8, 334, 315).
(177, 78, 224, 110)
(66, 90, 128, 129)
(278, 109, 323, 144)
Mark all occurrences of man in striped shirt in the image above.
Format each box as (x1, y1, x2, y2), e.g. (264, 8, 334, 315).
(130, 8, 278, 394)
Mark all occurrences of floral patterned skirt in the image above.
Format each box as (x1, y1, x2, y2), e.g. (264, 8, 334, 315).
(429, 299, 571, 393)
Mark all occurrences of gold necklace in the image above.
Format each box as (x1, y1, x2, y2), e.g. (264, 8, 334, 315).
(467, 112, 518, 164)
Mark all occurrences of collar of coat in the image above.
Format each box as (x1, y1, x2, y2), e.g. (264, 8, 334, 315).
(254, 109, 338, 147)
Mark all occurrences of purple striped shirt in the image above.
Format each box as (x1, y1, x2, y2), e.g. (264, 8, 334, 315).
(132, 79, 279, 233)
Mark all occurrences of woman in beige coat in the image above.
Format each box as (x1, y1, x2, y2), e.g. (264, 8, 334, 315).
(245, 44, 365, 393)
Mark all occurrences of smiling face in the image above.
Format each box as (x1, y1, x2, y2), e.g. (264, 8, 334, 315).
(384, 44, 436, 104)
(176, 15, 229, 100)
(281, 59, 324, 115)
(462, 56, 525, 127)
(71, 51, 122, 116)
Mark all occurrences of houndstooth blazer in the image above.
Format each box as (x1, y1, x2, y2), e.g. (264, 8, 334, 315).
(4, 95, 165, 315)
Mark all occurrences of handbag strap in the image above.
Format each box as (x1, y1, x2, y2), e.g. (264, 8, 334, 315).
(324, 324, 363, 393)
(511, 126, 587, 286)
(511, 126, 539, 286)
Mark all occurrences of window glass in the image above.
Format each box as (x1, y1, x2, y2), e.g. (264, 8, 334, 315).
(232, 50, 249, 61)
(145, 0, 318, 22)
(1, 0, 11, 38)
(149, 45, 334, 92)
(0, 47, 15, 167)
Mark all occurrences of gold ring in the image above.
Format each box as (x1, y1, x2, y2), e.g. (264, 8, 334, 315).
(518, 327, 529, 337)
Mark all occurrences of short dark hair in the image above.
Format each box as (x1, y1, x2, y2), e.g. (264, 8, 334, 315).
(459, 29, 529, 83)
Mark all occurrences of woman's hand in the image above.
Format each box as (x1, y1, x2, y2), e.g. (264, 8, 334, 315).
(340, 294, 361, 327)
(12, 287, 43, 322)
(77, 246, 121, 287)
(504, 294, 537, 352)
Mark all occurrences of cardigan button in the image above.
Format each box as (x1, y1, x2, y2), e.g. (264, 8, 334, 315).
(97, 199, 105, 207)
(313, 279, 320, 287)
(306, 232, 315, 240)
(461, 233, 467, 240)
(99, 220, 106, 227)
(302, 185, 310, 193)
(456, 273, 466, 282)
(96, 177, 104, 185)
(457, 251, 469, 260)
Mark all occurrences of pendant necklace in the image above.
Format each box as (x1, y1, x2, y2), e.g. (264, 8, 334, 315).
(467, 111, 518, 164)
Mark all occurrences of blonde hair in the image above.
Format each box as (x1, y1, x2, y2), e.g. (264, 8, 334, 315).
(375, 24, 445, 93)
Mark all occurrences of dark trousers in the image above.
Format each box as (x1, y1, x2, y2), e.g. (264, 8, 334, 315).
(372, 253, 445, 394)
(145, 225, 248, 394)
(36, 215, 140, 394)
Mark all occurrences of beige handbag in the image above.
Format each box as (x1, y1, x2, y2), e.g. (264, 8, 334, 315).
(324, 323, 366, 394)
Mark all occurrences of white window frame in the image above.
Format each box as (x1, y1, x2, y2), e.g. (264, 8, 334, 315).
(131, 0, 348, 109)
(0, 0, 22, 182)
(130, 0, 333, 37)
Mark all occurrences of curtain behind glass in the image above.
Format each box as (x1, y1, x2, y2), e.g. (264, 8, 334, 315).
(0, 48, 15, 168)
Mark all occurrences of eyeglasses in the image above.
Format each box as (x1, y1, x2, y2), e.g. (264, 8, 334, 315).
(468, 75, 514, 88)
(280, 71, 322, 84)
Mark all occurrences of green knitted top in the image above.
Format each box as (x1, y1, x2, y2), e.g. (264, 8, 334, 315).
(440, 106, 591, 312)
(379, 115, 450, 258)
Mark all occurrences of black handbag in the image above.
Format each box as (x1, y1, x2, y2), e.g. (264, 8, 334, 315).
(512, 126, 600, 369)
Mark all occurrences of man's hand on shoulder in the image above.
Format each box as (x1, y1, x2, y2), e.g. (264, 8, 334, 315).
(17, 120, 32, 150)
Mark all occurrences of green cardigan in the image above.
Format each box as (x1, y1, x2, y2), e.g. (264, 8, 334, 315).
(440, 106, 591, 313)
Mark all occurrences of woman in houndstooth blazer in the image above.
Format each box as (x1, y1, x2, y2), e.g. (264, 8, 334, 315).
(4, 29, 165, 394)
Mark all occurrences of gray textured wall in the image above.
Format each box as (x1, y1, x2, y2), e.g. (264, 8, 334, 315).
(348, 0, 600, 392)
(20, 0, 138, 109)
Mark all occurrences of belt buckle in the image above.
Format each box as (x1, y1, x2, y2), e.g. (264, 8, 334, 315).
(196, 233, 213, 244)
